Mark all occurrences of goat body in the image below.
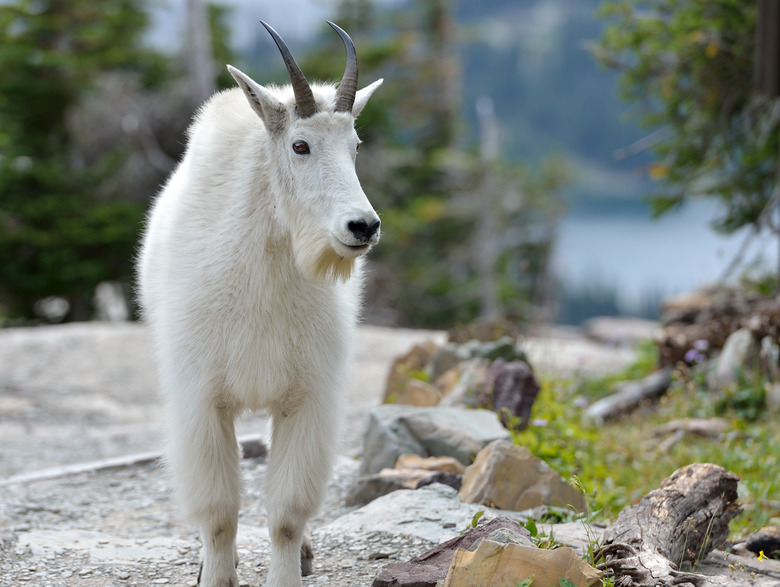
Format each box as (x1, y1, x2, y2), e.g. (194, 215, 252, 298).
(137, 22, 382, 587)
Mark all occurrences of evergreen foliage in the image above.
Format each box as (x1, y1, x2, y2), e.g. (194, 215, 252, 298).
(594, 0, 780, 235)
(0, 0, 168, 319)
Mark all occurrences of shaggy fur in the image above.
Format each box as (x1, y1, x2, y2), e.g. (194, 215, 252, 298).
(137, 65, 382, 587)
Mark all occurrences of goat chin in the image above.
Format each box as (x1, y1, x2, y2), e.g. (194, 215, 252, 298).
(293, 232, 359, 283)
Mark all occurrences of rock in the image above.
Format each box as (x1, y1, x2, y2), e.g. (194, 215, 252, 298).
(394, 454, 466, 475)
(447, 321, 522, 344)
(390, 378, 443, 407)
(709, 328, 761, 390)
(93, 281, 130, 322)
(324, 484, 488, 543)
(436, 359, 489, 409)
(240, 438, 268, 460)
(359, 405, 510, 476)
(384, 341, 439, 404)
(430, 337, 528, 382)
(33, 296, 70, 322)
(414, 472, 462, 492)
(358, 405, 428, 476)
(442, 540, 602, 587)
(746, 526, 780, 557)
(372, 516, 532, 587)
(459, 439, 586, 512)
(487, 358, 540, 428)
(767, 382, 780, 414)
(345, 468, 438, 507)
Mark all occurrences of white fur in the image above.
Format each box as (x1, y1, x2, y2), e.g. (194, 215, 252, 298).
(137, 66, 382, 587)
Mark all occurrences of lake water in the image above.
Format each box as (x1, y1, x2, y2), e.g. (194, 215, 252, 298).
(552, 200, 778, 320)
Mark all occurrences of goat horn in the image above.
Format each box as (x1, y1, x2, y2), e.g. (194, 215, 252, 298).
(327, 21, 358, 114)
(260, 21, 318, 119)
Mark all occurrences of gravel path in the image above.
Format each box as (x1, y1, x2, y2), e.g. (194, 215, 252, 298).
(0, 321, 637, 586)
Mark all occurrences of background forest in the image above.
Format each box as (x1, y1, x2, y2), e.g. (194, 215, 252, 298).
(1, 0, 778, 327)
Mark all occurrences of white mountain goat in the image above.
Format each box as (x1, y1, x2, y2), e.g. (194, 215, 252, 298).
(137, 21, 382, 587)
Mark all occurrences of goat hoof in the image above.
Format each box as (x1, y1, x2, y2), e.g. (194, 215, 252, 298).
(196, 561, 238, 587)
(300, 541, 314, 576)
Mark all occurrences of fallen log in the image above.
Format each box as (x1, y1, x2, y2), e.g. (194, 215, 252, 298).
(599, 463, 743, 586)
(585, 367, 672, 423)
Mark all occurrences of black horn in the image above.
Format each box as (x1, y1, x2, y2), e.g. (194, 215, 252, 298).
(260, 21, 318, 119)
(327, 21, 358, 113)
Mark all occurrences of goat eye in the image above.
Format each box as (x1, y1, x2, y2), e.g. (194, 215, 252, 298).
(292, 141, 310, 155)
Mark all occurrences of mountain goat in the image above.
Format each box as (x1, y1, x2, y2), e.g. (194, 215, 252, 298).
(137, 21, 382, 587)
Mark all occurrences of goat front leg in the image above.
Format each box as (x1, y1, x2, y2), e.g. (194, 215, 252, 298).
(265, 390, 338, 586)
(165, 398, 242, 587)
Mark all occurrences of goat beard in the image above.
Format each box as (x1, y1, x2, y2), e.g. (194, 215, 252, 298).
(293, 231, 357, 283)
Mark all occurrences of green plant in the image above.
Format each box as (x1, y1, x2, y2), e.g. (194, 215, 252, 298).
(470, 510, 485, 529)
(594, 0, 779, 246)
(570, 476, 606, 569)
(511, 338, 780, 539)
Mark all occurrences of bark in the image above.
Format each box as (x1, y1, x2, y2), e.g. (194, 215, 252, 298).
(599, 464, 743, 586)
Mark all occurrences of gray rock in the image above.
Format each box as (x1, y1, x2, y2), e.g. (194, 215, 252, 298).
(430, 337, 528, 381)
(345, 468, 437, 507)
(324, 484, 480, 543)
(437, 359, 488, 409)
(359, 405, 510, 476)
(710, 328, 760, 390)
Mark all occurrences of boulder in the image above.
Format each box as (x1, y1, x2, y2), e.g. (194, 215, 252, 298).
(709, 328, 760, 390)
(359, 405, 509, 476)
(767, 382, 780, 414)
(431, 337, 529, 381)
(395, 453, 466, 475)
(436, 359, 489, 409)
(324, 484, 488, 544)
(384, 341, 439, 404)
(487, 358, 540, 428)
(344, 468, 439, 507)
(442, 539, 602, 587)
(459, 439, 586, 512)
(344, 454, 465, 506)
(390, 378, 442, 407)
(372, 516, 532, 587)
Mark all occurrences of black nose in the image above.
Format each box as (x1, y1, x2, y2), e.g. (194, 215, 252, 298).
(348, 219, 380, 242)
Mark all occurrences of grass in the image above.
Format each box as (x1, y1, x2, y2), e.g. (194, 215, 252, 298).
(512, 340, 780, 541)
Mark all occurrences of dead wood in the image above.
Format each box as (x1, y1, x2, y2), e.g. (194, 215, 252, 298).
(585, 367, 672, 423)
(599, 464, 743, 586)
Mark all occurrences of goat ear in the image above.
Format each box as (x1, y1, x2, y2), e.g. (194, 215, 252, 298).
(352, 79, 383, 118)
(227, 65, 287, 134)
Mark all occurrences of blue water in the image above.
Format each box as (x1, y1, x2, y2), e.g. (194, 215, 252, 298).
(553, 200, 778, 316)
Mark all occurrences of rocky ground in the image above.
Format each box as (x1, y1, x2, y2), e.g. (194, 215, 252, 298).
(0, 321, 644, 586)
